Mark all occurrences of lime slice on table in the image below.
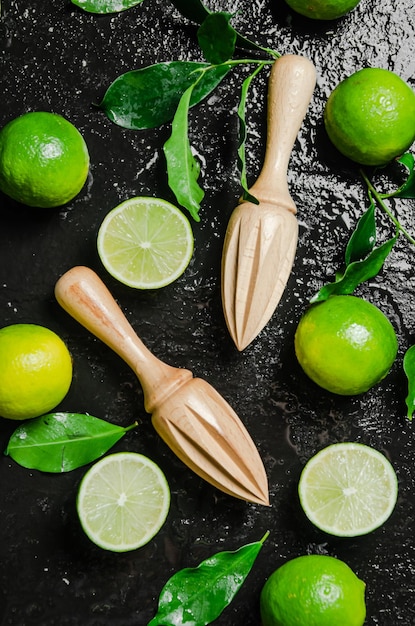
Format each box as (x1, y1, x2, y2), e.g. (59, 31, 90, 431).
(77, 452, 170, 552)
(97, 197, 194, 289)
(298, 442, 398, 537)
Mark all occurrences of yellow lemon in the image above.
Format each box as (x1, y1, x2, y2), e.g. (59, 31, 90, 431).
(0, 323, 73, 420)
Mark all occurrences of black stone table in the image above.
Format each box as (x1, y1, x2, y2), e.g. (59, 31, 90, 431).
(0, 1, 414, 624)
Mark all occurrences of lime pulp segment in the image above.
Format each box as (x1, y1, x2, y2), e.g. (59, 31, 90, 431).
(298, 442, 398, 537)
(77, 452, 170, 552)
(97, 197, 194, 289)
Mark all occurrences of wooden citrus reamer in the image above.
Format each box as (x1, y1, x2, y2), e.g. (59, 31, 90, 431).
(221, 55, 316, 351)
(55, 266, 269, 506)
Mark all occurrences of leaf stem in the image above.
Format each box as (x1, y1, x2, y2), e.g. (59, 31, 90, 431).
(192, 58, 275, 80)
(260, 530, 270, 543)
(360, 168, 415, 246)
(125, 421, 139, 432)
(224, 57, 277, 67)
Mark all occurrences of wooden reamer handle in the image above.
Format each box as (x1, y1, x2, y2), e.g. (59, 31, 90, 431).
(54, 266, 192, 414)
(247, 54, 317, 211)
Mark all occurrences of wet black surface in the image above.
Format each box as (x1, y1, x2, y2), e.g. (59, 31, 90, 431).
(0, 1, 415, 624)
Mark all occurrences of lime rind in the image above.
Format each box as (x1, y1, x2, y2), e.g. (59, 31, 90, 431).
(324, 68, 415, 166)
(0, 323, 73, 420)
(260, 554, 366, 626)
(298, 442, 398, 537)
(77, 452, 170, 552)
(97, 197, 194, 289)
(294, 295, 398, 396)
(0, 111, 89, 208)
(284, 0, 361, 20)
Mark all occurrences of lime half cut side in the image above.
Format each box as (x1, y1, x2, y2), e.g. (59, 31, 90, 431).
(97, 197, 194, 289)
(77, 452, 170, 552)
(298, 442, 398, 537)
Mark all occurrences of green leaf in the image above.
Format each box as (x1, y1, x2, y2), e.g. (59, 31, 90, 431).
(392, 153, 415, 199)
(397, 152, 414, 171)
(99, 61, 230, 130)
(345, 202, 376, 265)
(148, 533, 268, 626)
(71, 0, 144, 13)
(237, 63, 265, 204)
(163, 79, 205, 222)
(311, 235, 397, 303)
(170, 0, 265, 52)
(5, 412, 137, 472)
(197, 12, 237, 64)
(311, 200, 397, 303)
(403, 345, 415, 420)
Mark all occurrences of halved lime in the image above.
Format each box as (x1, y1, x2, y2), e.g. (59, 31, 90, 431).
(97, 197, 194, 289)
(77, 452, 170, 552)
(298, 442, 398, 537)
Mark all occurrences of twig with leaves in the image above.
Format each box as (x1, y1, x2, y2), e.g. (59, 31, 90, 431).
(312, 156, 415, 419)
(75, 0, 281, 220)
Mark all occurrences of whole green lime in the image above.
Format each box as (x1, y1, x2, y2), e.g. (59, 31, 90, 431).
(324, 68, 415, 166)
(0, 111, 89, 208)
(294, 295, 398, 395)
(260, 554, 366, 626)
(284, 0, 360, 20)
(0, 323, 73, 420)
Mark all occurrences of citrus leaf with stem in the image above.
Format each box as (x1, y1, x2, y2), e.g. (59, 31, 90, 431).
(311, 235, 397, 303)
(148, 533, 268, 626)
(237, 62, 267, 204)
(197, 12, 237, 65)
(99, 61, 230, 130)
(162, 59, 273, 219)
(163, 76, 205, 221)
(170, 0, 267, 53)
(311, 203, 397, 303)
(5, 412, 137, 472)
(71, 0, 144, 13)
(360, 167, 415, 246)
(96, 7, 279, 220)
(360, 158, 415, 421)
